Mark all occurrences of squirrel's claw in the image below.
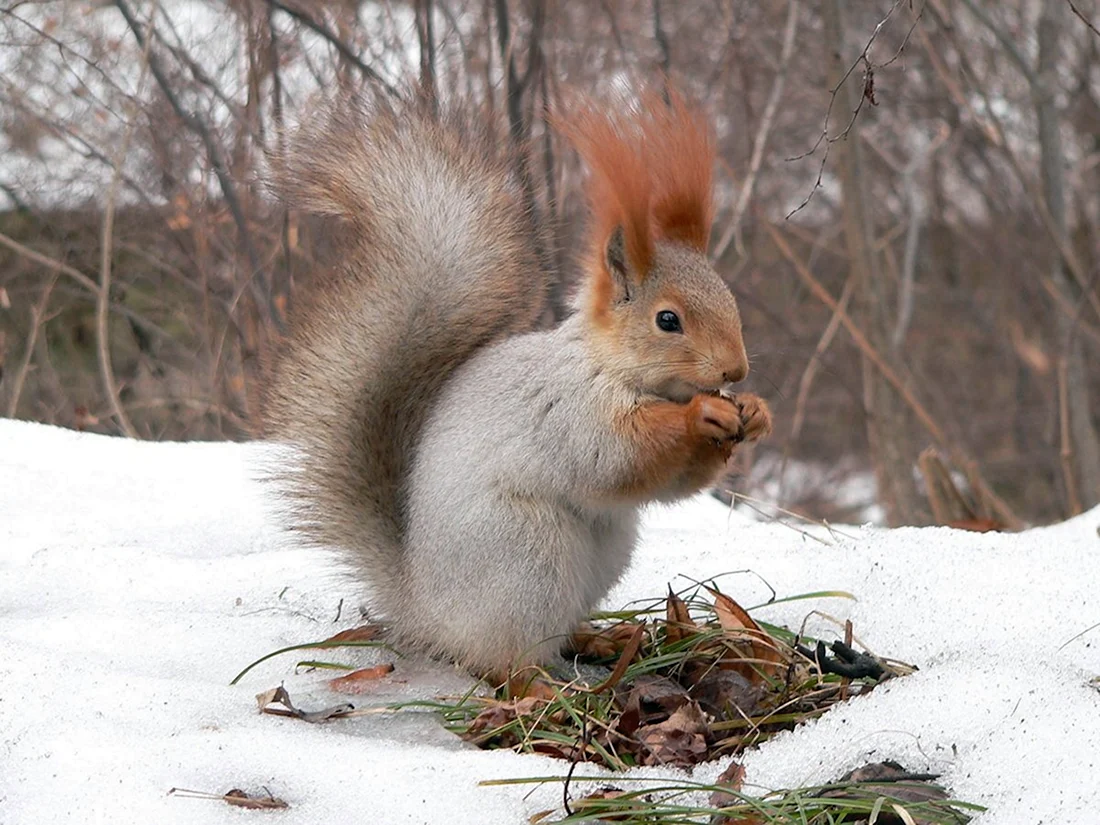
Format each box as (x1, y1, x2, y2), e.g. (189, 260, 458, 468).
(734, 394, 773, 443)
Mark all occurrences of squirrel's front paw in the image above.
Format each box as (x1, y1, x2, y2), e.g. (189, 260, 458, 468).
(733, 393, 772, 443)
(689, 394, 743, 443)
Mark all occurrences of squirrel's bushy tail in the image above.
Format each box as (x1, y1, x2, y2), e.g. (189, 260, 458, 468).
(261, 91, 545, 608)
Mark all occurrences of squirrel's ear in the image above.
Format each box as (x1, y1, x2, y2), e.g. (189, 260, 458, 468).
(604, 225, 634, 301)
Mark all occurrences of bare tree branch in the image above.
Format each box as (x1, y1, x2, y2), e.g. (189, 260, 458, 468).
(264, 0, 397, 95)
(113, 0, 281, 334)
(712, 0, 800, 261)
(956, 0, 1038, 84)
(96, 18, 152, 440)
(0, 230, 99, 295)
(786, 0, 924, 219)
(766, 221, 1024, 530)
(5, 272, 56, 419)
(652, 0, 670, 76)
(415, 0, 437, 106)
(1068, 0, 1100, 38)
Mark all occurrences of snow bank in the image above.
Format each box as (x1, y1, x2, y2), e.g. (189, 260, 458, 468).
(1, 419, 1098, 823)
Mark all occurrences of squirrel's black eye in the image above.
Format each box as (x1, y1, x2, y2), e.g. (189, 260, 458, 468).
(656, 310, 682, 333)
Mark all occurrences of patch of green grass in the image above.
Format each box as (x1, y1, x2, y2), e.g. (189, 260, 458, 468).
(484, 774, 983, 824)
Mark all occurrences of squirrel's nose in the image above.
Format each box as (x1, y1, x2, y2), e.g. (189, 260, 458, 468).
(723, 363, 749, 384)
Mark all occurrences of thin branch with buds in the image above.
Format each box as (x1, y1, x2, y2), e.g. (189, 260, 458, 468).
(1067, 1, 1100, 38)
(786, 0, 925, 219)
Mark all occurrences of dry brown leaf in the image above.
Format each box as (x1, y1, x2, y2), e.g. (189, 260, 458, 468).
(664, 589, 697, 645)
(827, 761, 951, 811)
(464, 704, 518, 740)
(946, 518, 1002, 533)
(706, 587, 785, 682)
(327, 663, 394, 693)
(322, 624, 383, 644)
(591, 622, 646, 694)
(256, 685, 354, 723)
(709, 760, 747, 808)
(224, 789, 289, 810)
(168, 787, 289, 810)
(464, 695, 549, 746)
(708, 587, 752, 633)
(623, 674, 691, 722)
(572, 787, 635, 821)
(690, 669, 762, 720)
(507, 671, 562, 701)
(530, 742, 577, 760)
(714, 813, 766, 825)
(635, 701, 710, 766)
(571, 621, 644, 659)
(254, 686, 283, 710)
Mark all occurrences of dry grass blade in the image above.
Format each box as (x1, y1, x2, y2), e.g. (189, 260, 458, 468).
(481, 772, 981, 824)
(230, 625, 390, 685)
(591, 622, 646, 694)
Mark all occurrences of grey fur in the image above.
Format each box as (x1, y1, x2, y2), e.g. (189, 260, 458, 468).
(401, 316, 642, 670)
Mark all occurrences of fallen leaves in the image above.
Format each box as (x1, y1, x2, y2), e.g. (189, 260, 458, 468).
(452, 584, 908, 771)
(708, 760, 747, 807)
(327, 663, 395, 694)
(570, 786, 639, 821)
(168, 787, 288, 810)
(590, 622, 646, 694)
(708, 586, 786, 681)
(256, 685, 354, 722)
(634, 701, 710, 766)
(464, 695, 550, 748)
(321, 624, 383, 644)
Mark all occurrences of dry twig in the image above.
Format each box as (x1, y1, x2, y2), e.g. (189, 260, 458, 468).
(765, 221, 1025, 530)
(712, 0, 801, 261)
(5, 273, 57, 419)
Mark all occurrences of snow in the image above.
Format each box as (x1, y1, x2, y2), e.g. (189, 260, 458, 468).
(2, 419, 1099, 824)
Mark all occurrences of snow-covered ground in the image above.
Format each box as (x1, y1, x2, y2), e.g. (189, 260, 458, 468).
(1, 419, 1098, 823)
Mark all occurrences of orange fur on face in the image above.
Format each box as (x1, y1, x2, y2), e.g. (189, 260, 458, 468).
(556, 86, 716, 279)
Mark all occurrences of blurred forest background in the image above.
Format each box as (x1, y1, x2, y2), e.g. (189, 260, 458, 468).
(0, 0, 1098, 528)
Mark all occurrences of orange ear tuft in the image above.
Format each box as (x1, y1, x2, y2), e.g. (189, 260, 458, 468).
(554, 99, 654, 276)
(645, 87, 715, 253)
(556, 85, 715, 283)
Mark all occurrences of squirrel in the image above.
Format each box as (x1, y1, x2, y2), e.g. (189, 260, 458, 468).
(261, 86, 772, 683)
